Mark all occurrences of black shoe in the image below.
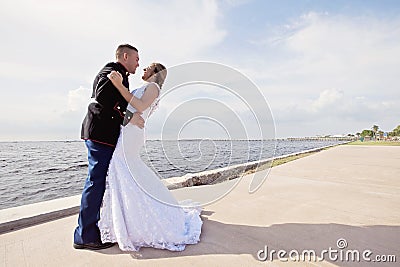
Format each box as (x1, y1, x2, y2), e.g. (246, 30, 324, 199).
(73, 242, 115, 250)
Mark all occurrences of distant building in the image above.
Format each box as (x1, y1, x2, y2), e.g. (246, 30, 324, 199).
(331, 134, 347, 138)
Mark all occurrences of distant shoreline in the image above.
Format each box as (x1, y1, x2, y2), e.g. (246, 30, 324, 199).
(0, 137, 356, 143)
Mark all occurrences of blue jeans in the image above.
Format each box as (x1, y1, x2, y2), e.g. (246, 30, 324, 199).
(74, 140, 115, 244)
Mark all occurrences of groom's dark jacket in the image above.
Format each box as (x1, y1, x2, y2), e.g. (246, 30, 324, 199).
(81, 62, 130, 147)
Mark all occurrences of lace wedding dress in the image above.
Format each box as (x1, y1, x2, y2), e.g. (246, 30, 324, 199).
(98, 82, 202, 251)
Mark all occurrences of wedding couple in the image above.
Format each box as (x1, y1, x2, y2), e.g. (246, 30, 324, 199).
(74, 44, 202, 251)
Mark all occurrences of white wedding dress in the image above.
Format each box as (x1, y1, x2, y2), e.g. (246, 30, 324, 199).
(98, 82, 202, 251)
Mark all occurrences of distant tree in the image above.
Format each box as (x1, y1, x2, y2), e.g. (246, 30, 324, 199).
(361, 129, 373, 137)
(392, 125, 400, 136)
(372, 125, 379, 139)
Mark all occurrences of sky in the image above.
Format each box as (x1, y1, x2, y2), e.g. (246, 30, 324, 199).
(0, 0, 399, 141)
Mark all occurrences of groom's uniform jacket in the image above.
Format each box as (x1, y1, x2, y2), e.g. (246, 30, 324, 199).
(81, 62, 130, 147)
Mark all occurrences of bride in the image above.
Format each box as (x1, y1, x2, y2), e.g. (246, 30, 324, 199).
(98, 63, 202, 252)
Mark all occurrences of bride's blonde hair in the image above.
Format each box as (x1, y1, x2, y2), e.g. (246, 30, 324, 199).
(150, 63, 167, 89)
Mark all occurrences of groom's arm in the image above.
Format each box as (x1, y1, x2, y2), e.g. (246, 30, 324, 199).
(93, 63, 135, 126)
(123, 111, 145, 128)
(94, 68, 123, 108)
(123, 100, 145, 128)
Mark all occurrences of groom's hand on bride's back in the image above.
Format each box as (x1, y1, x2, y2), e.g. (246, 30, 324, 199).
(130, 112, 145, 128)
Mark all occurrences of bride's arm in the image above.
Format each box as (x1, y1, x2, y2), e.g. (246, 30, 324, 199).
(108, 71, 159, 112)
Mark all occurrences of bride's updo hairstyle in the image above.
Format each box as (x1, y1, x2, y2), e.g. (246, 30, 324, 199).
(151, 63, 167, 89)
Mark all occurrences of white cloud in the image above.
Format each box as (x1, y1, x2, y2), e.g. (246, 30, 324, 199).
(0, 0, 226, 82)
(310, 89, 344, 113)
(239, 12, 400, 136)
(245, 12, 400, 90)
(0, 0, 227, 140)
(67, 86, 91, 112)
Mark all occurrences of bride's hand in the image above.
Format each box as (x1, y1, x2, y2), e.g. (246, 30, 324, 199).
(108, 71, 123, 88)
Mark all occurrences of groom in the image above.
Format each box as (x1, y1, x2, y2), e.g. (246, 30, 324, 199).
(74, 44, 144, 250)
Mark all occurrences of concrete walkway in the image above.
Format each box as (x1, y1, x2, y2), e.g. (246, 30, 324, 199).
(1, 145, 399, 266)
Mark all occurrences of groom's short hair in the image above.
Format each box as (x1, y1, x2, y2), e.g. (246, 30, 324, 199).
(116, 44, 138, 59)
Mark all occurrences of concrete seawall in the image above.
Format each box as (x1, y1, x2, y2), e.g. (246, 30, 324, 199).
(163, 143, 344, 189)
(0, 196, 81, 234)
